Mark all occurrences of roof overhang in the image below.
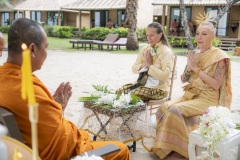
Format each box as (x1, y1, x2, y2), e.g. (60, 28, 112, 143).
(62, 0, 126, 11)
(152, 0, 228, 5)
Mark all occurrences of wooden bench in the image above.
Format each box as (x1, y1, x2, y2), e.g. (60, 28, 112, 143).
(92, 34, 119, 50)
(69, 40, 94, 50)
(113, 38, 127, 50)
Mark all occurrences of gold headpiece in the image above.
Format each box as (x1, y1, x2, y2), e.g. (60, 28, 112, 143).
(195, 12, 217, 27)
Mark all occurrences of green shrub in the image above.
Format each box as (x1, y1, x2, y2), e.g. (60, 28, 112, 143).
(0, 25, 10, 33)
(44, 25, 74, 38)
(81, 27, 128, 40)
(57, 26, 74, 38)
(136, 27, 146, 40)
(212, 37, 221, 47)
(43, 25, 54, 37)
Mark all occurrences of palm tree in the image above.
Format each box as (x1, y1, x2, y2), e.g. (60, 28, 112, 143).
(125, 0, 139, 51)
(179, 0, 240, 50)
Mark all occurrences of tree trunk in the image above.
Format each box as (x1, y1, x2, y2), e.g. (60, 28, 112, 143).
(179, 0, 194, 50)
(125, 0, 139, 51)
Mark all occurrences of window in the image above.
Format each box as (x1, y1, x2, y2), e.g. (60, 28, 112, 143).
(206, 7, 228, 36)
(31, 11, 41, 22)
(170, 7, 192, 28)
(117, 10, 126, 26)
(14, 12, 23, 19)
(1, 12, 10, 26)
(94, 10, 108, 27)
(47, 12, 63, 26)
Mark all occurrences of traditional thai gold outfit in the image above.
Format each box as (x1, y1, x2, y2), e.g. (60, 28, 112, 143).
(0, 63, 130, 160)
(152, 46, 232, 158)
(117, 42, 174, 101)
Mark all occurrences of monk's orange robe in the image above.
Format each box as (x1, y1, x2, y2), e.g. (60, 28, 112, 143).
(0, 63, 130, 160)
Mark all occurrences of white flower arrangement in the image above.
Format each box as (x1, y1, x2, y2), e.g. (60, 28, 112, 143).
(79, 85, 144, 112)
(197, 106, 235, 159)
(71, 153, 103, 160)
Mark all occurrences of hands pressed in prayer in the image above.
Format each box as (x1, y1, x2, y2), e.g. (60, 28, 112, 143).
(53, 82, 72, 111)
(187, 51, 199, 73)
(143, 50, 153, 68)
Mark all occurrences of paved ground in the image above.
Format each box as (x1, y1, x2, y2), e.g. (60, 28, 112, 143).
(1, 49, 239, 159)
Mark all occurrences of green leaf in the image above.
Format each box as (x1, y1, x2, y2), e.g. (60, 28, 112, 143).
(78, 96, 99, 102)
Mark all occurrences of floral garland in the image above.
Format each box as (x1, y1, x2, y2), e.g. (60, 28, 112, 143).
(79, 85, 144, 112)
(150, 45, 158, 57)
(197, 106, 235, 159)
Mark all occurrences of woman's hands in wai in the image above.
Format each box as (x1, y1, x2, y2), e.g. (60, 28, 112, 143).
(143, 50, 153, 68)
(53, 82, 72, 111)
(187, 51, 199, 73)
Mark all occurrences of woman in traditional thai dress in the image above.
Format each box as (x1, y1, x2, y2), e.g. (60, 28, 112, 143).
(152, 21, 232, 159)
(116, 22, 174, 101)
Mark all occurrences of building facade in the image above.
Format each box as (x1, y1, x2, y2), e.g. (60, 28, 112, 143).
(152, 0, 240, 39)
(0, 0, 153, 29)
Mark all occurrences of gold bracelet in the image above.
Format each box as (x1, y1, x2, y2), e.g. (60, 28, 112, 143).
(195, 68, 201, 75)
(186, 70, 192, 74)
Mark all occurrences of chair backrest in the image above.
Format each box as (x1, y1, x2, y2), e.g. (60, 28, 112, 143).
(0, 107, 24, 143)
(114, 38, 127, 45)
(103, 34, 119, 43)
(2, 136, 41, 160)
(168, 55, 177, 101)
(147, 55, 177, 115)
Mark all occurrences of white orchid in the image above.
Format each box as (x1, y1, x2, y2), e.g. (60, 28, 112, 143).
(113, 93, 132, 109)
(97, 93, 116, 105)
(197, 106, 235, 159)
(79, 85, 143, 112)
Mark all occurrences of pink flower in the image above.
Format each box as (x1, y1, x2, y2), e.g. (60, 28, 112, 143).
(205, 122, 209, 126)
(205, 109, 209, 114)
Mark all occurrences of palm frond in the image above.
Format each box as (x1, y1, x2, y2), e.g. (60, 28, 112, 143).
(0, 0, 13, 10)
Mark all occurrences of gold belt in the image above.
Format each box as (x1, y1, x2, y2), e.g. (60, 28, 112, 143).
(183, 84, 201, 95)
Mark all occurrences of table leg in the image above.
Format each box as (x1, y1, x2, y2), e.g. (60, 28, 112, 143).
(119, 113, 139, 152)
(127, 141, 136, 152)
(92, 110, 114, 140)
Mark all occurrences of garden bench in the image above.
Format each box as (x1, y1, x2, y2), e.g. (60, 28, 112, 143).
(69, 40, 94, 50)
(112, 38, 127, 50)
(93, 34, 119, 50)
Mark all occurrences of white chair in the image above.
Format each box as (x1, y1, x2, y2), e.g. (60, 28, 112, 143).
(188, 129, 240, 160)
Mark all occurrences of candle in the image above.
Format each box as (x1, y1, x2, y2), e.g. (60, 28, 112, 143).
(21, 43, 36, 105)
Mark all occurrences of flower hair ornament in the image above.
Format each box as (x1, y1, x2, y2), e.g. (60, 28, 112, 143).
(195, 12, 217, 28)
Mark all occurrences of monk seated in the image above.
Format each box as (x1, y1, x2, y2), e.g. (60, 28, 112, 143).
(0, 18, 130, 160)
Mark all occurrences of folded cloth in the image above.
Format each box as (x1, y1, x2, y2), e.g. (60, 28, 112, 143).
(145, 76, 159, 87)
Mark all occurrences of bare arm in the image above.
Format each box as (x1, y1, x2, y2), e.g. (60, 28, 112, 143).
(181, 65, 191, 83)
(197, 59, 226, 90)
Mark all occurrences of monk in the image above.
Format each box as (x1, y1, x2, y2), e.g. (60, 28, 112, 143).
(0, 32, 5, 57)
(0, 18, 130, 160)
